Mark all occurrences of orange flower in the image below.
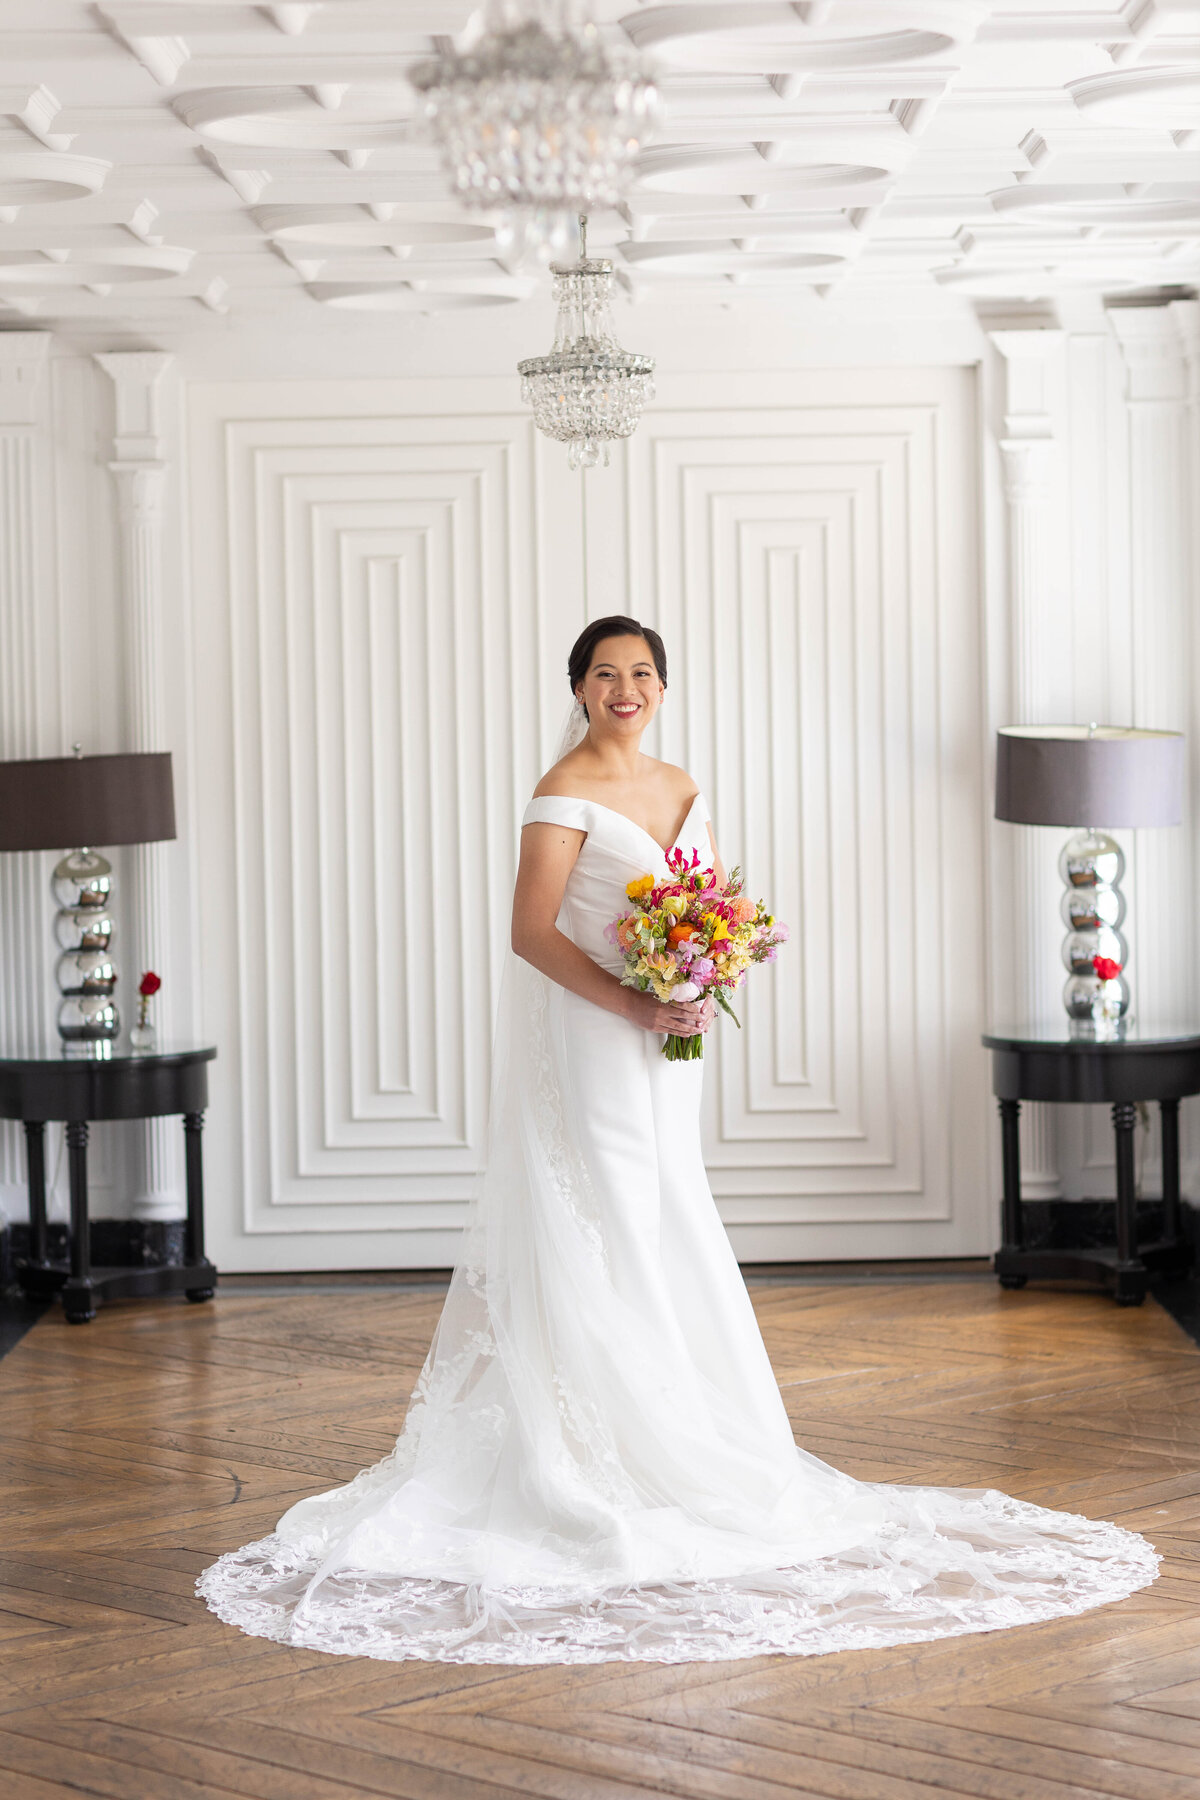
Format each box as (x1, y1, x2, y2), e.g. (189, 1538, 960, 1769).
(730, 896, 756, 926)
(667, 924, 698, 946)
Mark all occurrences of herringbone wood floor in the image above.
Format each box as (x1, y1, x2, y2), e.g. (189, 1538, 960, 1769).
(2, 1278, 1199, 1800)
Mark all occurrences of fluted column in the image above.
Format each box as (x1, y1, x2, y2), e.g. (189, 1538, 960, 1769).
(1108, 308, 1193, 1034)
(95, 352, 181, 1221)
(991, 330, 1066, 1198)
(0, 335, 52, 1216)
(1174, 305, 1200, 934)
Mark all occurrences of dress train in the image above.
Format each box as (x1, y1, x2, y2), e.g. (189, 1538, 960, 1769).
(197, 794, 1157, 1663)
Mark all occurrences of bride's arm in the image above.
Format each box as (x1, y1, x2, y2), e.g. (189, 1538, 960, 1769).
(511, 823, 710, 1036)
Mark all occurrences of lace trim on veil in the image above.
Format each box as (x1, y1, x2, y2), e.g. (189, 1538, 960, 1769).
(196, 1493, 1158, 1666)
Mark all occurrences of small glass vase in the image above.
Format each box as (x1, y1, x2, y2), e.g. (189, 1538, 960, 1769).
(130, 998, 157, 1054)
(1094, 980, 1124, 1041)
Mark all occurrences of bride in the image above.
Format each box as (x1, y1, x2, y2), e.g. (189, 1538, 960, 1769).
(198, 614, 1158, 1664)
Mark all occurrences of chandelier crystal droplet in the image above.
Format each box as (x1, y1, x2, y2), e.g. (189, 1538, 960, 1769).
(408, 1, 658, 259)
(517, 217, 655, 470)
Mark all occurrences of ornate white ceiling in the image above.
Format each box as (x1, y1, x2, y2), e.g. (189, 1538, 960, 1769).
(0, 0, 1197, 343)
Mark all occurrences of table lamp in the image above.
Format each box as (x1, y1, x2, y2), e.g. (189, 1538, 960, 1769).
(995, 725, 1184, 1035)
(0, 749, 175, 1055)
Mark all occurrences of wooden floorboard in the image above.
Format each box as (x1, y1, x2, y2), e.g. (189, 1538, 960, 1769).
(1, 1280, 1198, 1799)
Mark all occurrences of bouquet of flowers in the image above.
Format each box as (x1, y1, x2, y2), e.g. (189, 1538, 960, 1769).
(606, 846, 789, 1061)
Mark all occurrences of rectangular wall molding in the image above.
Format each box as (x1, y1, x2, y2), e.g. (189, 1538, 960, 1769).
(187, 369, 990, 1271)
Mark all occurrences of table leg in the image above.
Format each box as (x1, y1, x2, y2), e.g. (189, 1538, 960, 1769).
(1160, 1098, 1181, 1244)
(1112, 1100, 1146, 1305)
(183, 1111, 205, 1263)
(1000, 1099, 1023, 1248)
(24, 1121, 47, 1266)
(997, 1098, 1027, 1289)
(183, 1111, 215, 1302)
(63, 1120, 95, 1322)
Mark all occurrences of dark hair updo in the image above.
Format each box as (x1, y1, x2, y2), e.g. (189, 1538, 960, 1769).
(567, 615, 668, 716)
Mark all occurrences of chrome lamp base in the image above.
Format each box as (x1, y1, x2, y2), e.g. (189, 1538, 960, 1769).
(53, 849, 119, 1055)
(1060, 829, 1130, 1039)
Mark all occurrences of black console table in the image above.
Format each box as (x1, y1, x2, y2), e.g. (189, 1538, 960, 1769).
(982, 1025, 1199, 1305)
(0, 1044, 218, 1323)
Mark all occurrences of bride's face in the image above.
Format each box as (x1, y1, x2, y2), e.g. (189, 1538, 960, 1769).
(577, 636, 664, 740)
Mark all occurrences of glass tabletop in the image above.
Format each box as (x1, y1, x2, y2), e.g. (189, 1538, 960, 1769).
(0, 1038, 217, 1068)
(983, 1021, 1200, 1050)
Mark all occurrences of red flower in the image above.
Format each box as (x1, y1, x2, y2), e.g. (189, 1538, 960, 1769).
(1092, 956, 1122, 983)
(138, 970, 162, 997)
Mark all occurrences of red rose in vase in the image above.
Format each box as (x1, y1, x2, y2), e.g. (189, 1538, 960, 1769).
(134, 969, 162, 1042)
(1092, 955, 1122, 984)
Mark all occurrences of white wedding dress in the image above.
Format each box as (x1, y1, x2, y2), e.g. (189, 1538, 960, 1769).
(197, 790, 1158, 1664)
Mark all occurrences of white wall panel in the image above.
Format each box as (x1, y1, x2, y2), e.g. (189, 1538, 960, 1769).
(187, 369, 988, 1271)
(589, 372, 986, 1259)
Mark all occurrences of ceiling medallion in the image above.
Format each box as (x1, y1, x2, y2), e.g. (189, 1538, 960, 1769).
(517, 215, 654, 471)
(409, 2, 658, 260)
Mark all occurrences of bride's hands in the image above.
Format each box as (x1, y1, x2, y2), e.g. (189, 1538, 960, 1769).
(625, 991, 717, 1037)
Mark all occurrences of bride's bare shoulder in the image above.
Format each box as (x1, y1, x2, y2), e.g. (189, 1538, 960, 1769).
(652, 757, 702, 804)
(530, 752, 699, 805)
(532, 745, 592, 800)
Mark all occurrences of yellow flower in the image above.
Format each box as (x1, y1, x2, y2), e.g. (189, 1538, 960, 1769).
(662, 893, 688, 918)
(626, 873, 655, 901)
(702, 912, 732, 944)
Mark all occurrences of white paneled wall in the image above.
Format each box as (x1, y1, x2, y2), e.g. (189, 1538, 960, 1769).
(188, 385, 581, 1268)
(186, 368, 988, 1270)
(3, 314, 1195, 1266)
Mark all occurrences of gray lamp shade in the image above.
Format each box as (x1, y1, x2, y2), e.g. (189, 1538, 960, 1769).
(0, 752, 176, 852)
(995, 726, 1184, 828)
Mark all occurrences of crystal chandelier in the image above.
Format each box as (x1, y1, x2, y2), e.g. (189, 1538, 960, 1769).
(518, 216, 654, 470)
(409, 2, 657, 259)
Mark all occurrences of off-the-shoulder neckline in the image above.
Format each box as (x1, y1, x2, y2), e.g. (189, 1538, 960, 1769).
(527, 791, 706, 858)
